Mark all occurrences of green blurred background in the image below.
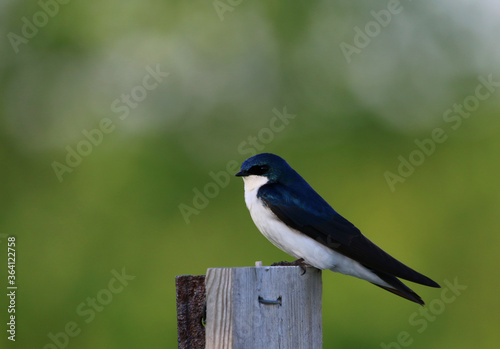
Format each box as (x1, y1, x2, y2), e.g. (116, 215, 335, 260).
(1, 0, 500, 348)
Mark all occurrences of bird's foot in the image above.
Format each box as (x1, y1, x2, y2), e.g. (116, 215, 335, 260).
(271, 258, 311, 275)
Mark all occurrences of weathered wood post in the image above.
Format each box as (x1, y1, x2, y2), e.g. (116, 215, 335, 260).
(176, 275, 206, 349)
(205, 265, 322, 349)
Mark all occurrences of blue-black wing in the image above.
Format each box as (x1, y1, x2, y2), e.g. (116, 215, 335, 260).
(258, 182, 439, 288)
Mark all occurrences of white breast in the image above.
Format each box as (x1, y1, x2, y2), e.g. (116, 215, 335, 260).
(242, 175, 391, 287)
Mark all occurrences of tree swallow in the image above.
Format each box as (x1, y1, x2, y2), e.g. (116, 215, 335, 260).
(235, 153, 440, 305)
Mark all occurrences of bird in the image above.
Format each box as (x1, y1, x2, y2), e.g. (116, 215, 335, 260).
(235, 153, 440, 305)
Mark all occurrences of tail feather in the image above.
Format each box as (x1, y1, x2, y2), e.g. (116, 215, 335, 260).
(372, 283, 424, 305)
(370, 269, 427, 305)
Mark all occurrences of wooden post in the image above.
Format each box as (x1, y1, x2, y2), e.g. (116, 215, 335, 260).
(205, 266, 322, 349)
(176, 275, 206, 349)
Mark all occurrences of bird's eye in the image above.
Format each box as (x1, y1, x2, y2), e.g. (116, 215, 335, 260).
(249, 165, 269, 175)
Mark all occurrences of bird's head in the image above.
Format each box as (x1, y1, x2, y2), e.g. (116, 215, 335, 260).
(235, 153, 295, 188)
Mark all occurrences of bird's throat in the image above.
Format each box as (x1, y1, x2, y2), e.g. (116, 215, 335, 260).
(243, 175, 269, 192)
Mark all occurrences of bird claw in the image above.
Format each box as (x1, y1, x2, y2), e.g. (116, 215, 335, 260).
(271, 258, 311, 275)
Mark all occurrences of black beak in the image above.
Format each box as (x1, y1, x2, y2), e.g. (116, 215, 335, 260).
(235, 170, 248, 177)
